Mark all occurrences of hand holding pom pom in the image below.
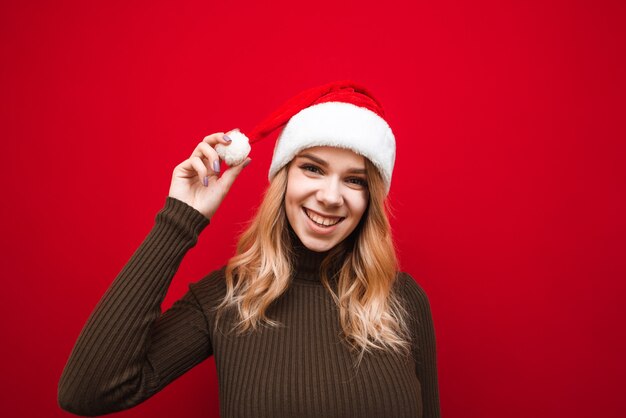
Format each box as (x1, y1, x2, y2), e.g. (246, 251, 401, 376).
(215, 128, 251, 166)
(169, 132, 251, 219)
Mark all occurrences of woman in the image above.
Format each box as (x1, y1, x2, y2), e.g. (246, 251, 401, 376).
(58, 81, 441, 417)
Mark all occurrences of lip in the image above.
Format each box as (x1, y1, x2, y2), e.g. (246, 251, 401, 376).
(302, 207, 344, 235)
(304, 207, 345, 220)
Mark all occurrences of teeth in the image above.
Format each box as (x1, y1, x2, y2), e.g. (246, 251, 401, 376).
(305, 208, 343, 227)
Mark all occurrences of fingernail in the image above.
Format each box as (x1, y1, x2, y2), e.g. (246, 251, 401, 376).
(213, 160, 220, 173)
(203, 176, 208, 187)
(223, 134, 232, 143)
(243, 158, 251, 167)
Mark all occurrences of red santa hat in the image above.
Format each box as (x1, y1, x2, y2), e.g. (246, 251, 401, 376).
(248, 80, 396, 193)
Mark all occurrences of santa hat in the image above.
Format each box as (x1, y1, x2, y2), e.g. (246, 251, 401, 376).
(248, 80, 396, 193)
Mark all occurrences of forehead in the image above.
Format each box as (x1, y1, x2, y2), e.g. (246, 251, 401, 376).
(295, 146, 366, 167)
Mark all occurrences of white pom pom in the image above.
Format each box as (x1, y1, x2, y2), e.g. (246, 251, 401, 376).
(215, 128, 251, 166)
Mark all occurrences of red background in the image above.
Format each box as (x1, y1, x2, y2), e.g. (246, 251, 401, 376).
(1, 0, 625, 417)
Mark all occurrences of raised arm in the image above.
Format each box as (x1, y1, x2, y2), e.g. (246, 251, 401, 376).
(58, 133, 251, 416)
(58, 198, 210, 415)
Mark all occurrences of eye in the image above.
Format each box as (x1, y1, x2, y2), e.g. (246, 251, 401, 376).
(299, 163, 323, 175)
(347, 177, 368, 188)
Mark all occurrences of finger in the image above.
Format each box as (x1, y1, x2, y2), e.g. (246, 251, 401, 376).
(189, 156, 212, 185)
(220, 131, 235, 145)
(173, 158, 195, 176)
(192, 142, 221, 175)
(217, 158, 251, 193)
(202, 132, 228, 147)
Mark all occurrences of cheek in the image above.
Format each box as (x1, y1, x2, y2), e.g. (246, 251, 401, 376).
(284, 182, 304, 218)
(284, 170, 299, 206)
(284, 188, 296, 214)
(285, 171, 315, 204)
(349, 192, 369, 220)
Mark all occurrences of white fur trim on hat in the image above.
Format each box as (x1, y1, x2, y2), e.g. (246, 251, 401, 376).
(268, 102, 395, 193)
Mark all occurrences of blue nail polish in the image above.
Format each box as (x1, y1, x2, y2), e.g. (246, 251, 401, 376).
(223, 135, 232, 143)
(213, 160, 220, 173)
(203, 176, 208, 187)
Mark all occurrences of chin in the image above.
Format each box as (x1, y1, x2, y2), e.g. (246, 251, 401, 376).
(298, 236, 336, 253)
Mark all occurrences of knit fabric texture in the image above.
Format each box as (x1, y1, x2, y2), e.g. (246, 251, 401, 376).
(58, 197, 440, 417)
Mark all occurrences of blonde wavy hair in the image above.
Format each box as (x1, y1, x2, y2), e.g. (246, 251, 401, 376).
(214, 157, 411, 363)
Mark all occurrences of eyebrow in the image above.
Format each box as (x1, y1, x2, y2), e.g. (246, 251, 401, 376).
(298, 153, 367, 174)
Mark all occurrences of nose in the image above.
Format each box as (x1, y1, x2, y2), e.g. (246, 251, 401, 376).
(316, 177, 344, 207)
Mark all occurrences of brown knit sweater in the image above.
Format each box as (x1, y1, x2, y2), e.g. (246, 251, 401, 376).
(58, 197, 440, 417)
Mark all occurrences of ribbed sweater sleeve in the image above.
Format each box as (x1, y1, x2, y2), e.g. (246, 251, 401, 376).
(58, 197, 212, 416)
(399, 272, 442, 418)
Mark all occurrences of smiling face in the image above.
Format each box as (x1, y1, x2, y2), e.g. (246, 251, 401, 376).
(284, 146, 370, 253)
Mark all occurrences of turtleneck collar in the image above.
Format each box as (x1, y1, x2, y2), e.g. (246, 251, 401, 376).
(288, 226, 344, 284)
